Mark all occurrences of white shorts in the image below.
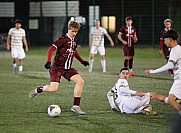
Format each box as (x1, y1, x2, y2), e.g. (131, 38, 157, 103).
(169, 80, 181, 99)
(116, 96, 150, 114)
(11, 47, 26, 59)
(90, 45, 105, 55)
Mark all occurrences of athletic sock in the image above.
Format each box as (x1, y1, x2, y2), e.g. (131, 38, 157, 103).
(36, 86, 43, 93)
(89, 59, 94, 67)
(124, 59, 128, 68)
(19, 66, 23, 72)
(129, 58, 133, 70)
(101, 60, 106, 71)
(73, 97, 81, 106)
(164, 97, 168, 103)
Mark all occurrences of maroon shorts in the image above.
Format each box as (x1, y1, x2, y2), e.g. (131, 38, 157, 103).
(49, 67, 78, 83)
(123, 45, 135, 56)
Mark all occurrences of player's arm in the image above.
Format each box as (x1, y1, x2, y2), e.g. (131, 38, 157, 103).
(75, 50, 89, 66)
(89, 34, 93, 48)
(6, 34, 11, 50)
(44, 44, 56, 69)
(159, 31, 164, 54)
(118, 32, 127, 45)
(23, 36, 28, 52)
(146, 60, 174, 74)
(107, 87, 118, 111)
(105, 34, 114, 47)
(133, 31, 138, 43)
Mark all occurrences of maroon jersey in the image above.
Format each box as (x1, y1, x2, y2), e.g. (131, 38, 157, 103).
(159, 28, 172, 59)
(119, 26, 137, 47)
(52, 34, 77, 70)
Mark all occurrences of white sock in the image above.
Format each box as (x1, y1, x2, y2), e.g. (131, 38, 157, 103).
(129, 69, 133, 72)
(89, 59, 94, 68)
(164, 97, 168, 103)
(101, 60, 106, 70)
(13, 63, 16, 68)
(19, 66, 23, 72)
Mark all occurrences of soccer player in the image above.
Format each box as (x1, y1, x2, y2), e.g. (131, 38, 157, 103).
(118, 16, 138, 76)
(89, 19, 114, 72)
(159, 18, 173, 75)
(146, 30, 181, 116)
(6, 19, 28, 74)
(107, 67, 167, 114)
(29, 21, 89, 115)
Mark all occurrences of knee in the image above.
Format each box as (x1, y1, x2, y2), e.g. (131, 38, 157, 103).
(77, 78, 84, 87)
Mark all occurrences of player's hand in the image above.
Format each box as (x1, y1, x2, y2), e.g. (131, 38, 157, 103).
(145, 70, 150, 74)
(44, 61, 51, 69)
(122, 41, 127, 45)
(159, 50, 163, 55)
(82, 61, 89, 67)
(136, 92, 145, 96)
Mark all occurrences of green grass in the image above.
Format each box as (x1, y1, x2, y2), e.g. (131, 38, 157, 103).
(0, 47, 177, 133)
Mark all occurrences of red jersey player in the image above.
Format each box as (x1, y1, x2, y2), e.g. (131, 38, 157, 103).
(29, 21, 89, 115)
(118, 16, 138, 76)
(159, 19, 173, 75)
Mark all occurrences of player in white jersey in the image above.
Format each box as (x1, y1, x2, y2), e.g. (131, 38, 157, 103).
(7, 19, 28, 74)
(89, 20, 114, 72)
(107, 67, 167, 114)
(146, 30, 181, 116)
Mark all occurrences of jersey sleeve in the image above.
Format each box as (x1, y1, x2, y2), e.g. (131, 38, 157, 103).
(116, 79, 137, 95)
(8, 28, 13, 35)
(102, 28, 108, 35)
(53, 36, 66, 47)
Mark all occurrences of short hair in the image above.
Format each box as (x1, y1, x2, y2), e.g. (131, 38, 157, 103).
(68, 21, 81, 30)
(125, 16, 132, 21)
(164, 19, 172, 24)
(164, 29, 178, 40)
(120, 68, 129, 73)
(15, 19, 22, 24)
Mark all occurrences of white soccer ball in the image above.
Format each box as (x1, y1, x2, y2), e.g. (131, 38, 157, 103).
(48, 105, 61, 117)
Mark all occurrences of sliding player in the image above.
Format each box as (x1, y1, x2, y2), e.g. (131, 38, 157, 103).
(29, 21, 89, 115)
(107, 68, 167, 114)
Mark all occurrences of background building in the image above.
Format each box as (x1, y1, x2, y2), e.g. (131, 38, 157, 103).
(0, 0, 180, 49)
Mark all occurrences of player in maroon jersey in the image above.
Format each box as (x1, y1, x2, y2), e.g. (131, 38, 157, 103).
(118, 16, 138, 76)
(28, 21, 89, 115)
(159, 19, 173, 75)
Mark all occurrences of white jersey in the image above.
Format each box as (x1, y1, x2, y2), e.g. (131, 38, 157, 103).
(114, 79, 137, 104)
(112, 79, 150, 114)
(90, 27, 108, 47)
(169, 45, 181, 80)
(8, 28, 26, 48)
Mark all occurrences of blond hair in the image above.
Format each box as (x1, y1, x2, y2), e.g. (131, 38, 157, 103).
(68, 21, 81, 30)
(164, 19, 172, 24)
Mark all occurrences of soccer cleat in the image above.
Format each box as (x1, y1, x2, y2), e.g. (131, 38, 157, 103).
(18, 71, 23, 75)
(176, 99, 181, 104)
(71, 106, 86, 115)
(141, 110, 158, 115)
(12, 67, 16, 74)
(129, 71, 136, 76)
(28, 89, 37, 99)
(103, 69, 107, 73)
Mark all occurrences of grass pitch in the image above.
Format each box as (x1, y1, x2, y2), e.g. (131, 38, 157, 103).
(0, 47, 178, 133)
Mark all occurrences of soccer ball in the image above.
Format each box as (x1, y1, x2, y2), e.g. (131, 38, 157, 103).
(48, 105, 61, 117)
